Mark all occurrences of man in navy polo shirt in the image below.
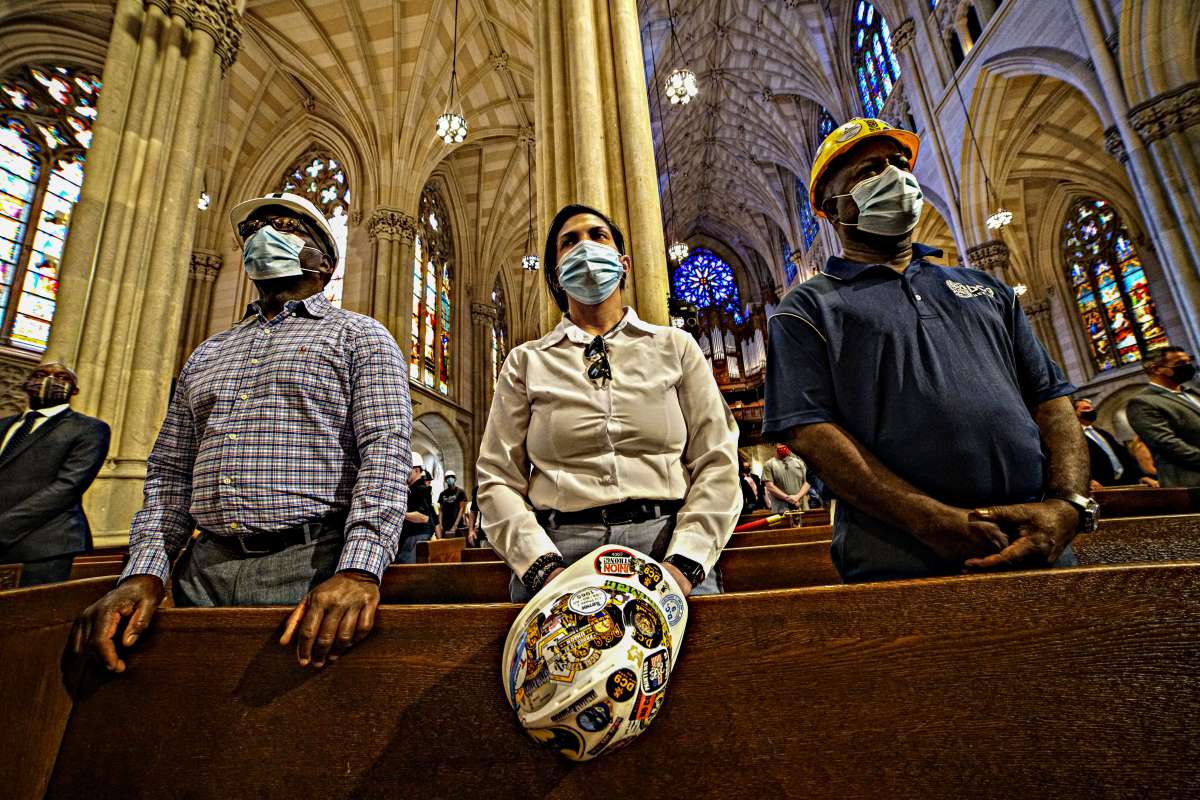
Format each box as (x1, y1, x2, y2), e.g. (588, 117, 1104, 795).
(763, 119, 1092, 582)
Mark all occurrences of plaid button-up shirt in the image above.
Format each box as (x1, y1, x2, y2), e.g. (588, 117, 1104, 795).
(122, 292, 412, 583)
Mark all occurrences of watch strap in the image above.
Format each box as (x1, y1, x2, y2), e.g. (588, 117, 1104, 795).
(663, 554, 705, 587)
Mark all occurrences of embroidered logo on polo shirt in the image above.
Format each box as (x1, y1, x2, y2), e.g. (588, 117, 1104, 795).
(945, 280, 995, 299)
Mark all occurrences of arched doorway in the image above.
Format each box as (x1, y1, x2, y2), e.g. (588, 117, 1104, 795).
(410, 412, 465, 500)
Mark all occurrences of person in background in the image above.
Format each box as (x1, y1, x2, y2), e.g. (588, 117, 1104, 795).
(0, 362, 110, 587)
(71, 192, 411, 672)
(1128, 436, 1159, 480)
(762, 444, 810, 513)
(738, 457, 766, 516)
(1074, 397, 1157, 491)
(1127, 346, 1200, 487)
(763, 118, 1091, 583)
(477, 203, 741, 602)
(396, 466, 436, 563)
(435, 473, 468, 538)
(466, 485, 485, 547)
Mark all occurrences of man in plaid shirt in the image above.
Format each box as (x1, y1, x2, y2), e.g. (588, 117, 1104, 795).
(72, 193, 411, 671)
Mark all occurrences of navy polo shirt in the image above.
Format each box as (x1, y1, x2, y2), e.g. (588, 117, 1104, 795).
(762, 244, 1076, 582)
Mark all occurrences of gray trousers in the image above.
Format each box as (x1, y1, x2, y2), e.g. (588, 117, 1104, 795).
(173, 530, 343, 607)
(509, 514, 722, 602)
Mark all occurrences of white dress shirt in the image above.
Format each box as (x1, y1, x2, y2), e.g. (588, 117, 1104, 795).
(1, 403, 70, 452)
(476, 307, 741, 578)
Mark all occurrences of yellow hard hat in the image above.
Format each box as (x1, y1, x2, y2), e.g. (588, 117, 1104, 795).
(809, 118, 920, 219)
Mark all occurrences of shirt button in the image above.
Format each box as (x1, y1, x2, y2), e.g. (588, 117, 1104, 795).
(227, 433, 237, 441)
(914, 294, 923, 301)
(222, 477, 232, 485)
(251, 358, 260, 365)
(240, 393, 249, 401)
(230, 522, 238, 530)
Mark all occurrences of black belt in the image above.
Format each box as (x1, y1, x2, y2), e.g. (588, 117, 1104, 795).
(200, 511, 348, 556)
(535, 499, 683, 529)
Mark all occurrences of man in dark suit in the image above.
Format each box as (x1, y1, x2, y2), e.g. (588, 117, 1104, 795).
(1127, 347, 1200, 487)
(0, 363, 110, 586)
(1073, 398, 1157, 490)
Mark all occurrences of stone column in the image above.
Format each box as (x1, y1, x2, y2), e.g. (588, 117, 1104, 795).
(175, 250, 222, 371)
(43, 0, 241, 544)
(470, 302, 498, 422)
(1072, 0, 1200, 351)
(891, 19, 969, 259)
(1022, 291, 1066, 369)
(366, 207, 418, 343)
(965, 239, 1009, 279)
(534, 0, 669, 330)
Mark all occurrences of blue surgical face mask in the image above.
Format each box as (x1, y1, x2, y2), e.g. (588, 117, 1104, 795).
(447, 477, 456, 487)
(242, 225, 323, 281)
(557, 240, 625, 306)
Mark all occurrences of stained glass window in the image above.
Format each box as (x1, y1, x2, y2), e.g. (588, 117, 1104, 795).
(491, 275, 507, 386)
(795, 178, 819, 250)
(818, 107, 837, 140)
(782, 241, 796, 285)
(673, 248, 742, 317)
(0, 64, 101, 351)
(280, 150, 350, 306)
(410, 185, 453, 395)
(852, 2, 901, 118)
(1062, 197, 1167, 372)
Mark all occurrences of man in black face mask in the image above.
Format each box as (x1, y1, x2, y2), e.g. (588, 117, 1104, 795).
(1074, 398, 1156, 490)
(0, 362, 110, 586)
(1127, 347, 1200, 487)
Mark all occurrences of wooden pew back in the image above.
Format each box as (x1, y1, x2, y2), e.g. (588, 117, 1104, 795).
(19, 563, 1197, 798)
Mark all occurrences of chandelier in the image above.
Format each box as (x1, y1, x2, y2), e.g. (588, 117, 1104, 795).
(665, 68, 699, 105)
(669, 241, 690, 262)
(436, 0, 467, 145)
(521, 138, 539, 271)
(986, 207, 1014, 230)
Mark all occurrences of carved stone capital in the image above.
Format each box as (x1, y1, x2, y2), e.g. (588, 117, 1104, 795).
(471, 302, 498, 325)
(891, 19, 916, 53)
(1128, 82, 1200, 144)
(176, 0, 243, 72)
(965, 240, 1010, 273)
(367, 208, 417, 243)
(1103, 125, 1128, 164)
(189, 250, 222, 281)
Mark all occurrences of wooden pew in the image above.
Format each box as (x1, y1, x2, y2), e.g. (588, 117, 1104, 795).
(461, 547, 501, 563)
(0, 563, 21, 589)
(70, 556, 126, 581)
(727, 525, 833, 548)
(4, 564, 1191, 798)
(1093, 486, 1198, 516)
(1076, 514, 1200, 563)
(415, 537, 466, 564)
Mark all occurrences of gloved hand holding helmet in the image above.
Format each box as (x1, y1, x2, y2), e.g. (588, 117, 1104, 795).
(501, 546, 689, 761)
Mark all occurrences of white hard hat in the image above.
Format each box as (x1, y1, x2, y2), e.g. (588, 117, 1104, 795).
(228, 192, 339, 263)
(501, 545, 689, 761)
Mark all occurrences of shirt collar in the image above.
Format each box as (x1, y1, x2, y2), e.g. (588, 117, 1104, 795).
(820, 242, 944, 282)
(242, 290, 333, 321)
(537, 306, 657, 349)
(28, 403, 70, 419)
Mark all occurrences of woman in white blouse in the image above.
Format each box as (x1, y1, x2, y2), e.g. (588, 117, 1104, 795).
(476, 204, 741, 601)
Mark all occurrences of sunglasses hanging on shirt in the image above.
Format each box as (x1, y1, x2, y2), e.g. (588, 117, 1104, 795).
(584, 335, 612, 390)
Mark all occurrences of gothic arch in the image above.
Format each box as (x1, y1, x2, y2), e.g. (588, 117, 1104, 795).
(411, 410, 467, 500)
(1119, 0, 1200, 105)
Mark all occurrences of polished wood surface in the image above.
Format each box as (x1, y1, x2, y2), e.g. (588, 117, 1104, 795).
(23, 564, 1197, 798)
(1093, 486, 1198, 516)
(0, 563, 20, 589)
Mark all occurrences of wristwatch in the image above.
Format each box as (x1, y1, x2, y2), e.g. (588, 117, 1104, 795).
(663, 554, 706, 589)
(1045, 490, 1100, 533)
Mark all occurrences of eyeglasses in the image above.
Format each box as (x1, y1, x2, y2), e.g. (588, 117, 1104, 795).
(584, 335, 612, 389)
(237, 215, 316, 243)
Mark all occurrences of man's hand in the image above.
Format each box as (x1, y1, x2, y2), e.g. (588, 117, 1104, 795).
(662, 562, 694, 597)
(1139, 476, 1160, 488)
(280, 571, 380, 668)
(466, 528, 478, 547)
(911, 505, 1010, 563)
(1089, 479, 1105, 493)
(69, 575, 165, 673)
(434, 524, 443, 538)
(963, 500, 1078, 572)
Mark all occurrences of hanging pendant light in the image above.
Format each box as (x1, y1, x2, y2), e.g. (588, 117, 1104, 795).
(521, 138, 539, 271)
(663, 0, 699, 106)
(436, 0, 468, 144)
(986, 207, 1014, 230)
(669, 241, 690, 262)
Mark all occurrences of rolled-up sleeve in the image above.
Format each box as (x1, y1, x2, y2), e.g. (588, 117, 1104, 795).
(339, 319, 412, 579)
(476, 348, 558, 578)
(665, 332, 741, 576)
(122, 359, 201, 584)
(762, 311, 837, 439)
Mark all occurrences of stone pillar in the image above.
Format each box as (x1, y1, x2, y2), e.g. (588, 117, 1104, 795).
(534, 0, 669, 330)
(891, 19, 969, 259)
(965, 240, 1010, 279)
(1022, 293, 1066, 369)
(1072, 0, 1200, 351)
(366, 207, 418, 343)
(470, 302, 498, 422)
(175, 250, 222, 371)
(42, 0, 241, 544)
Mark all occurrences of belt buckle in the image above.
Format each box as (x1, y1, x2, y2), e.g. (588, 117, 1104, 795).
(234, 535, 272, 556)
